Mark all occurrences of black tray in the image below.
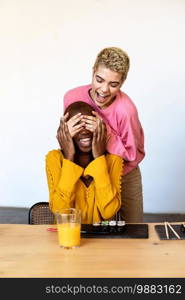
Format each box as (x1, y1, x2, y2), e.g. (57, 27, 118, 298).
(81, 224, 148, 239)
(155, 225, 185, 240)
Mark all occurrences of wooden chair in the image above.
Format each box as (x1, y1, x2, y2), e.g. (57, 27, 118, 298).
(28, 202, 55, 224)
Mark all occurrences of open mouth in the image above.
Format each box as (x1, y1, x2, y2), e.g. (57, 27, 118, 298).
(79, 137, 92, 147)
(96, 92, 110, 103)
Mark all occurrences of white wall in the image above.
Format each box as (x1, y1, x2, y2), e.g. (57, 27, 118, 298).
(0, 0, 185, 212)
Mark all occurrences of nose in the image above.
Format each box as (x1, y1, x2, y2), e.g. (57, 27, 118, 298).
(100, 82, 109, 93)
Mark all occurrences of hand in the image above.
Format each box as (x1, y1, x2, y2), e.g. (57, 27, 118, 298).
(64, 112, 85, 137)
(92, 111, 111, 145)
(82, 111, 102, 133)
(92, 119, 107, 158)
(56, 118, 75, 161)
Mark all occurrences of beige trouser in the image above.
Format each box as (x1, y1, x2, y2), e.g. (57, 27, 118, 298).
(120, 166, 143, 223)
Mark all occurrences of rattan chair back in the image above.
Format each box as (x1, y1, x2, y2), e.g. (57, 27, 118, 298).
(28, 202, 55, 224)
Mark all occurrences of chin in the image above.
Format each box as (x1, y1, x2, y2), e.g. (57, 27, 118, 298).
(95, 97, 112, 108)
(80, 147, 92, 153)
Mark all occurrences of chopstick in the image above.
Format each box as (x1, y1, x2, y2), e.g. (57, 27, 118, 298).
(164, 222, 181, 240)
(166, 222, 181, 240)
(164, 222, 169, 239)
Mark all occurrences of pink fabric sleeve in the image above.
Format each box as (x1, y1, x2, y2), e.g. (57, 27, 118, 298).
(63, 94, 73, 111)
(63, 88, 91, 111)
(106, 112, 145, 163)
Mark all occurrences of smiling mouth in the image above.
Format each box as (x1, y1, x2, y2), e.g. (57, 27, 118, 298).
(96, 92, 110, 102)
(79, 137, 92, 147)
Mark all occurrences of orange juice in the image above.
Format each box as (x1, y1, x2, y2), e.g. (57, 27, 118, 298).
(57, 223, 81, 248)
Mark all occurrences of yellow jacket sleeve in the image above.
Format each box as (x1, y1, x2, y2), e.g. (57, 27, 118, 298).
(45, 150, 84, 213)
(84, 154, 123, 220)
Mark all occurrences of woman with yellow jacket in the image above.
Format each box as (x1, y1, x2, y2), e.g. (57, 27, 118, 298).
(45, 101, 123, 224)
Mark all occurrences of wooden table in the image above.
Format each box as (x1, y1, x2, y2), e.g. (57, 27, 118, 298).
(0, 224, 185, 278)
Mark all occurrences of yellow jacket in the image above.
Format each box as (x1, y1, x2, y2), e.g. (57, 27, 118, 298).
(45, 150, 123, 224)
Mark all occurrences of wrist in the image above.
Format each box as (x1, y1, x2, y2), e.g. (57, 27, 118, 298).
(64, 153, 74, 161)
(93, 152, 104, 159)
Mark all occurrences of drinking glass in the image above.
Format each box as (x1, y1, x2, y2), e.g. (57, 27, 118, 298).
(56, 208, 81, 249)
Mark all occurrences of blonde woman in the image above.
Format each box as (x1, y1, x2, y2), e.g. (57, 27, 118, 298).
(62, 47, 145, 223)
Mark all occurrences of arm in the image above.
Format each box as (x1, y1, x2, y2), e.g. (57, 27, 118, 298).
(84, 155, 123, 220)
(106, 109, 145, 163)
(89, 109, 145, 163)
(45, 151, 84, 214)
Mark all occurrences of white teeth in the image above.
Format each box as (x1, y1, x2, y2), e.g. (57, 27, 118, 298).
(79, 137, 91, 146)
(80, 138, 91, 141)
(98, 93, 108, 98)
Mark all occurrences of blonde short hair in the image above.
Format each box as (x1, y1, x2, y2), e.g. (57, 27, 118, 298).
(93, 47, 130, 81)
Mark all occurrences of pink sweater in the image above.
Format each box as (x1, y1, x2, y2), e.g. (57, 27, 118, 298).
(63, 84, 145, 175)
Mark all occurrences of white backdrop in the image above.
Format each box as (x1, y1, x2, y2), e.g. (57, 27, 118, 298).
(0, 0, 185, 212)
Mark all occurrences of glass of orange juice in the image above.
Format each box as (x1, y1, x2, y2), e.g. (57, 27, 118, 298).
(56, 208, 81, 249)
